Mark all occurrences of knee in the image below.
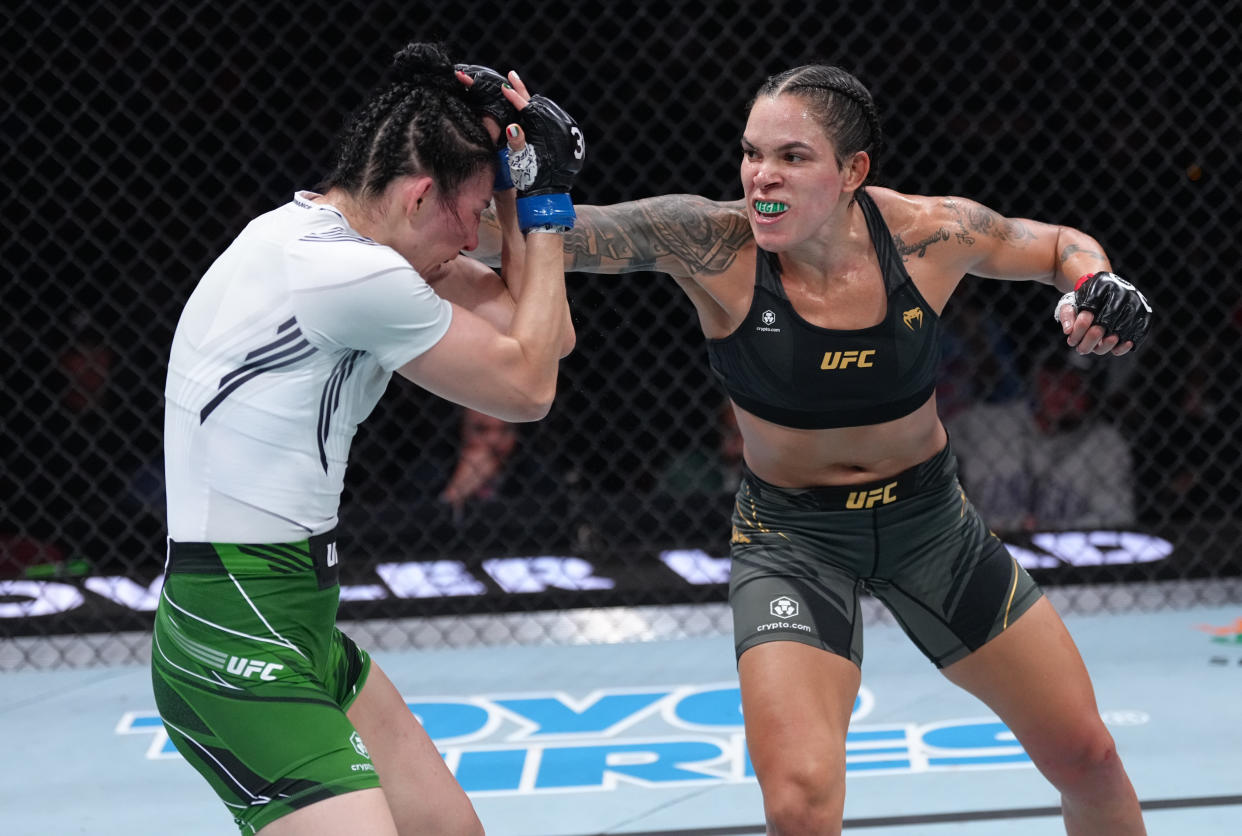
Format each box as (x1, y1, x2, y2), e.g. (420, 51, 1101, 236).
(1031, 722, 1124, 790)
(759, 759, 845, 836)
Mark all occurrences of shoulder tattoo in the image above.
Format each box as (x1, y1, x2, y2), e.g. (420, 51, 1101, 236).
(568, 195, 752, 275)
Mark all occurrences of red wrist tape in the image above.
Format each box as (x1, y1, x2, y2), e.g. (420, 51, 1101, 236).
(1074, 272, 1096, 291)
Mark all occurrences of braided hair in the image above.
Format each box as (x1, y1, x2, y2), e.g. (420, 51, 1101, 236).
(320, 42, 495, 207)
(752, 65, 882, 187)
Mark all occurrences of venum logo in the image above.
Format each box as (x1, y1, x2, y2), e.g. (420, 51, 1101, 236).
(770, 596, 799, 619)
(820, 350, 875, 370)
(902, 307, 924, 330)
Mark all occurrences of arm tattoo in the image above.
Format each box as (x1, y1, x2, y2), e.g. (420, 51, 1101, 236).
(1058, 244, 1108, 267)
(894, 228, 951, 259)
(943, 198, 975, 245)
(969, 205, 1035, 242)
(943, 198, 1036, 245)
(567, 195, 752, 275)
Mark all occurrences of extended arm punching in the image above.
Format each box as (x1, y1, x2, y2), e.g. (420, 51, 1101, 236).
(476, 194, 752, 278)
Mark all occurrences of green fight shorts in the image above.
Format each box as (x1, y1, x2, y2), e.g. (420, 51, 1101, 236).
(729, 442, 1042, 669)
(150, 531, 377, 834)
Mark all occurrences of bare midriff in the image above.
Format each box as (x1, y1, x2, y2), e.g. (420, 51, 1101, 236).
(733, 394, 947, 487)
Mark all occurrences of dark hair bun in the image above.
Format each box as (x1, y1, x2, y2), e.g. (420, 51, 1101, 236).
(390, 42, 458, 94)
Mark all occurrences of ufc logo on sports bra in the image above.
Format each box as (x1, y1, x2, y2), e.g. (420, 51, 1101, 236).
(820, 349, 876, 370)
(846, 482, 898, 509)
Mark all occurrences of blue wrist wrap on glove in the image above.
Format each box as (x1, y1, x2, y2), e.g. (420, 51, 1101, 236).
(494, 147, 513, 191)
(517, 193, 575, 230)
(509, 93, 583, 232)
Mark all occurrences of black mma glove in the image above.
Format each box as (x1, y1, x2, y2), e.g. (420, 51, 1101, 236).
(1053, 271, 1152, 348)
(455, 63, 518, 190)
(455, 63, 519, 140)
(508, 94, 585, 232)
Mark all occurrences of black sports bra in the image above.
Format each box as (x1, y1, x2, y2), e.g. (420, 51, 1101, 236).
(706, 189, 941, 429)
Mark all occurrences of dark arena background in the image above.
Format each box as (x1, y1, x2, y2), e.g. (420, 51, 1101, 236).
(3, 0, 1239, 666)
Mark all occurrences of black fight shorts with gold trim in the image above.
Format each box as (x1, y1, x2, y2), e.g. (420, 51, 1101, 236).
(729, 442, 1041, 668)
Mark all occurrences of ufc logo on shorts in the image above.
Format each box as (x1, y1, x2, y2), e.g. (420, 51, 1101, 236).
(820, 349, 875, 370)
(846, 481, 898, 509)
(226, 656, 285, 681)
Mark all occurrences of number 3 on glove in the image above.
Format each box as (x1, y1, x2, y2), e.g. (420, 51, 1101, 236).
(510, 94, 586, 232)
(509, 125, 584, 188)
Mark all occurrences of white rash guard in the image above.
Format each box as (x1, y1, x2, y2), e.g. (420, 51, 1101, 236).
(164, 191, 453, 542)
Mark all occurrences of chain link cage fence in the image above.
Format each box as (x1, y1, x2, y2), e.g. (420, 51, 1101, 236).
(3, 0, 1240, 668)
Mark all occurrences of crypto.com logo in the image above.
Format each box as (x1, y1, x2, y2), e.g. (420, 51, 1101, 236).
(770, 596, 798, 619)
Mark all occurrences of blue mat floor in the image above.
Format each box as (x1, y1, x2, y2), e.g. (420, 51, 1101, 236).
(2, 593, 1240, 835)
